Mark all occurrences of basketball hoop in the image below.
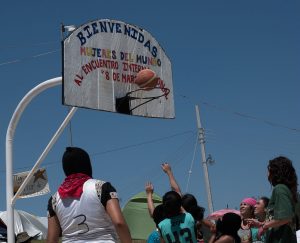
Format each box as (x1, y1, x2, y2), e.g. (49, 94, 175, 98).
(115, 87, 170, 115)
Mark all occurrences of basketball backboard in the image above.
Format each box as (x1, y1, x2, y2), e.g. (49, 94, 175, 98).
(63, 19, 174, 118)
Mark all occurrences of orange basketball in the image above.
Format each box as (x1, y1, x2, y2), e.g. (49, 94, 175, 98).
(134, 69, 159, 91)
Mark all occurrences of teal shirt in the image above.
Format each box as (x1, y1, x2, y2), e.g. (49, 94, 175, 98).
(147, 230, 160, 243)
(251, 227, 265, 242)
(265, 184, 297, 243)
(158, 212, 197, 243)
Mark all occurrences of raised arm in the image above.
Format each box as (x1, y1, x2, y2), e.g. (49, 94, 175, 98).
(145, 181, 155, 217)
(161, 162, 182, 196)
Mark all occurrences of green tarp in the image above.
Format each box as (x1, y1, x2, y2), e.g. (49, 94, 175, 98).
(122, 191, 162, 240)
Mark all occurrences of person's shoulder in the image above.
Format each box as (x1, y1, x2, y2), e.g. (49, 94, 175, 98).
(217, 234, 235, 243)
(49, 191, 59, 203)
(158, 218, 169, 228)
(275, 183, 288, 188)
(93, 178, 106, 186)
(88, 179, 112, 190)
(274, 184, 291, 193)
(184, 212, 194, 220)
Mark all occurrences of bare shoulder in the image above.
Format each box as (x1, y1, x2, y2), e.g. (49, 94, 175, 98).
(215, 235, 235, 243)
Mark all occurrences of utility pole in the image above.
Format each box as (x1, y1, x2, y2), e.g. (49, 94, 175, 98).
(195, 105, 214, 214)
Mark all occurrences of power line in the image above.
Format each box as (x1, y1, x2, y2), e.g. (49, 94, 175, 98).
(0, 49, 59, 67)
(117, 131, 197, 195)
(177, 94, 300, 133)
(0, 41, 58, 50)
(91, 130, 194, 157)
(0, 130, 194, 174)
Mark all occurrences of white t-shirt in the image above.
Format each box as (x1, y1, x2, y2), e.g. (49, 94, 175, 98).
(48, 179, 119, 243)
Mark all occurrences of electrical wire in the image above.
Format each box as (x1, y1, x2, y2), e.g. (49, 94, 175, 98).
(0, 41, 58, 50)
(0, 49, 59, 66)
(177, 94, 300, 133)
(91, 130, 194, 157)
(0, 130, 195, 174)
(185, 131, 199, 192)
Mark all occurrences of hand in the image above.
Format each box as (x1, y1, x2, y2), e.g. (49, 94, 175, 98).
(210, 223, 216, 234)
(161, 162, 172, 174)
(245, 218, 263, 228)
(145, 182, 154, 194)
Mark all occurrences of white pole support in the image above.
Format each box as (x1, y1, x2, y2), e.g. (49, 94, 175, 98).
(5, 77, 71, 243)
(12, 106, 77, 203)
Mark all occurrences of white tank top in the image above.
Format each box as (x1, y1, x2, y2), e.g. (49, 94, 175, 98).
(52, 179, 119, 242)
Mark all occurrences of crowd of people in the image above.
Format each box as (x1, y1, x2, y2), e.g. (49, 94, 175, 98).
(46, 147, 299, 243)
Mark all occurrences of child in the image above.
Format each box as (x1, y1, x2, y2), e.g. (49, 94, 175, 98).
(209, 213, 241, 243)
(158, 191, 197, 243)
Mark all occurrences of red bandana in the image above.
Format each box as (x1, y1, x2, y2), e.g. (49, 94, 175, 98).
(58, 173, 91, 199)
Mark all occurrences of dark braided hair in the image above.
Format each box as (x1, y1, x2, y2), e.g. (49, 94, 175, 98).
(268, 156, 298, 202)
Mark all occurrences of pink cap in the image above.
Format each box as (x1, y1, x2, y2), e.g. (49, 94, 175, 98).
(242, 197, 257, 207)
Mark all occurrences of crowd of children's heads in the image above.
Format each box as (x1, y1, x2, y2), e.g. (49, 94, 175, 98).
(146, 155, 299, 243)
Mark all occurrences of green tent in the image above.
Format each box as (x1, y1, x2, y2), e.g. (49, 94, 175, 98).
(122, 191, 162, 241)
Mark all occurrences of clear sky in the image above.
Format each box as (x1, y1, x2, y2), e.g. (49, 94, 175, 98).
(1, 1, 300, 218)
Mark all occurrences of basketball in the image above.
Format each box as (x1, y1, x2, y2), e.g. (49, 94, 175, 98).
(134, 69, 159, 91)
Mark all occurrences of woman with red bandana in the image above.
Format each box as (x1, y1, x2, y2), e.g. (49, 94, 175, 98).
(47, 147, 132, 243)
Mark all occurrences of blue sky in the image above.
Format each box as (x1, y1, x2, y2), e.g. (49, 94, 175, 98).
(1, 1, 300, 218)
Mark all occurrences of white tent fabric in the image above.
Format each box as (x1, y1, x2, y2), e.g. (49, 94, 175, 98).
(0, 210, 47, 239)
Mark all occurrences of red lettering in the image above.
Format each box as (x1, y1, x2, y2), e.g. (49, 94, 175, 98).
(80, 47, 86, 55)
(122, 74, 135, 83)
(158, 79, 169, 99)
(74, 74, 83, 86)
(74, 79, 82, 86)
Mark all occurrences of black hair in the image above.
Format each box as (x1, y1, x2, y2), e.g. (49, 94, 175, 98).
(162, 191, 182, 217)
(260, 196, 270, 208)
(189, 205, 205, 221)
(182, 194, 205, 221)
(182, 194, 197, 211)
(216, 213, 241, 243)
(268, 156, 298, 202)
(62, 147, 93, 177)
(152, 204, 167, 226)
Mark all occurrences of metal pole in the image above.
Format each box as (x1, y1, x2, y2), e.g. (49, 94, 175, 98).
(12, 107, 77, 203)
(61, 23, 74, 147)
(195, 105, 214, 214)
(6, 77, 62, 243)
